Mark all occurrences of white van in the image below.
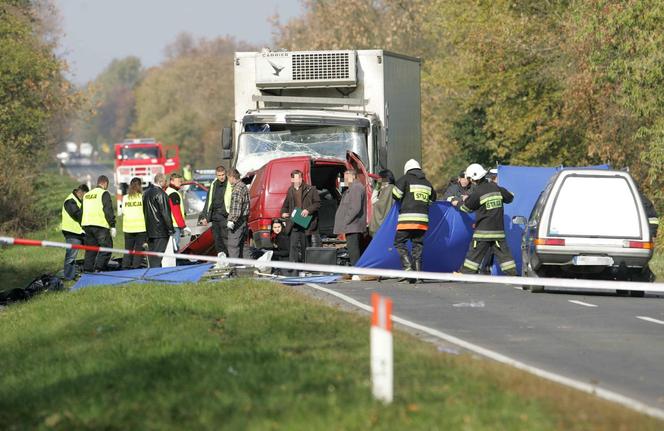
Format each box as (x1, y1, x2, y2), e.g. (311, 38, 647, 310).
(515, 169, 654, 290)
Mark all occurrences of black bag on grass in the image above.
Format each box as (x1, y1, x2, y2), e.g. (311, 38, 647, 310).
(0, 274, 64, 305)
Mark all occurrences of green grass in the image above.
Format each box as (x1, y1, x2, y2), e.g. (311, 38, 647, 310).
(1, 280, 661, 430)
(0, 172, 125, 294)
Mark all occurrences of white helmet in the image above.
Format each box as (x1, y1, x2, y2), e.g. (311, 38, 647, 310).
(404, 159, 421, 174)
(465, 163, 487, 181)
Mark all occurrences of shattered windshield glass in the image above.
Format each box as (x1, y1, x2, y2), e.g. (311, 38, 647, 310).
(236, 126, 368, 175)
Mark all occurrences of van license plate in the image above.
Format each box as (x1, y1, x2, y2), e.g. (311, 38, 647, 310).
(573, 256, 614, 266)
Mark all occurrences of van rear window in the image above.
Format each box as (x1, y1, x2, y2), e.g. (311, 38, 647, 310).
(548, 175, 641, 238)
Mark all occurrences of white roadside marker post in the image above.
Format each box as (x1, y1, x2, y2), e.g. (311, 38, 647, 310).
(371, 292, 393, 403)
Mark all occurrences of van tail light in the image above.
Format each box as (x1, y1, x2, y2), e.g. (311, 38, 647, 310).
(625, 241, 653, 249)
(534, 238, 565, 246)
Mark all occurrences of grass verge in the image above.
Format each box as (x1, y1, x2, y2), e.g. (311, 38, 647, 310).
(0, 280, 662, 430)
(0, 172, 125, 294)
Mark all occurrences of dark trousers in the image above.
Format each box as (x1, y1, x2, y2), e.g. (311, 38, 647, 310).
(211, 218, 229, 256)
(289, 228, 310, 263)
(83, 226, 112, 272)
(122, 232, 147, 269)
(63, 234, 84, 280)
(346, 232, 363, 266)
(461, 239, 516, 275)
(394, 229, 426, 263)
(227, 220, 247, 258)
(147, 237, 169, 268)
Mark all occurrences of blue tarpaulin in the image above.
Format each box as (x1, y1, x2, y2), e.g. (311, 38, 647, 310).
(72, 263, 214, 290)
(356, 202, 475, 272)
(358, 165, 609, 275)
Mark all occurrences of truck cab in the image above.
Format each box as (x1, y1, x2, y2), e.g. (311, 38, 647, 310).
(224, 49, 421, 177)
(114, 138, 180, 212)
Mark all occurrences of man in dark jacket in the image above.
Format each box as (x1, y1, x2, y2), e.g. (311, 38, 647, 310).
(392, 159, 436, 281)
(281, 169, 321, 264)
(334, 169, 366, 265)
(198, 166, 231, 256)
(226, 169, 250, 258)
(81, 175, 116, 272)
(441, 170, 472, 206)
(458, 163, 516, 275)
(143, 173, 174, 267)
(61, 184, 89, 279)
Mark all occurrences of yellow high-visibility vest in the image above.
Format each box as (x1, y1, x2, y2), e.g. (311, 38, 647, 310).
(205, 180, 231, 214)
(61, 193, 84, 235)
(183, 166, 192, 181)
(122, 193, 146, 233)
(81, 187, 110, 228)
(166, 186, 186, 225)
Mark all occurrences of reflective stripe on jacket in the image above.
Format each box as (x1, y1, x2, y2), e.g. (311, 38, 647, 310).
(392, 168, 436, 231)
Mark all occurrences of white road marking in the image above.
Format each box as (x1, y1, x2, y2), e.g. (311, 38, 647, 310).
(305, 282, 664, 421)
(568, 300, 598, 308)
(636, 316, 664, 326)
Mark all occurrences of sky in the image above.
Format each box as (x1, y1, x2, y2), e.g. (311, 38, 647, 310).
(56, 0, 303, 84)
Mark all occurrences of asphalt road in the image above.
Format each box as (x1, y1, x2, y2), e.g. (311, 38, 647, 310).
(65, 162, 115, 193)
(298, 279, 664, 413)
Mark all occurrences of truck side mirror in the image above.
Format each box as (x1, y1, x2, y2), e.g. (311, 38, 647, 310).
(221, 127, 233, 160)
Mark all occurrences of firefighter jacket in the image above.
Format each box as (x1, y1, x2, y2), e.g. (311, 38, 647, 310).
(461, 180, 514, 240)
(142, 184, 174, 239)
(81, 187, 115, 229)
(61, 192, 84, 236)
(392, 168, 436, 230)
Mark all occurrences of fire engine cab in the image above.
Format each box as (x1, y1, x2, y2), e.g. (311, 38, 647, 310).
(114, 138, 180, 213)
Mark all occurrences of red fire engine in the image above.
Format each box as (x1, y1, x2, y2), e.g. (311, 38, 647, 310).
(114, 138, 180, 212)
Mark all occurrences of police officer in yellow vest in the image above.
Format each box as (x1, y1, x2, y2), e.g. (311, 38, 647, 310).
(122, 177, 147, 269)
(61, 184, 89, 280)
(198, 165, 232, 255)
(81, 175, 116, 272)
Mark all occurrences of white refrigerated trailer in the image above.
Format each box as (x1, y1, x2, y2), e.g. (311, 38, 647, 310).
(223, 49, 421, 176)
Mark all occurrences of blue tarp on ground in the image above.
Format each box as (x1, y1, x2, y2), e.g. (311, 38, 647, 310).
(358, 165, 609, 274)
(356, 202, 475, 272)
(72, 263, 214, 290)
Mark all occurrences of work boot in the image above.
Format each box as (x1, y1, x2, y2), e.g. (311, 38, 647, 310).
(398, 252, 412, 283)
(412, 259, 423, 284)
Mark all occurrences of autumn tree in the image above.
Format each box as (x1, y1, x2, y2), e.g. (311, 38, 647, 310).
(132, 34, 254, 167)
(0, 0, 79, 230)
(71, 56, 143, 154)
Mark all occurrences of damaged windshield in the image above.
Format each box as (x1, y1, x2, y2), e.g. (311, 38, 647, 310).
(236, 126, 368, 175)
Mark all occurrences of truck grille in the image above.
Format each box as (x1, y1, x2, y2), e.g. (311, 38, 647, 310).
(292, 52, 351, 81)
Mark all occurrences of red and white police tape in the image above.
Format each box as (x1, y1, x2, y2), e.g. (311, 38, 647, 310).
(1, 236, 664, 293)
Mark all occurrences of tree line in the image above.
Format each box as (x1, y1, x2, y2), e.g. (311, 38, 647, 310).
(3, 0, 663, 232)
(0, 0, 79, 231)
